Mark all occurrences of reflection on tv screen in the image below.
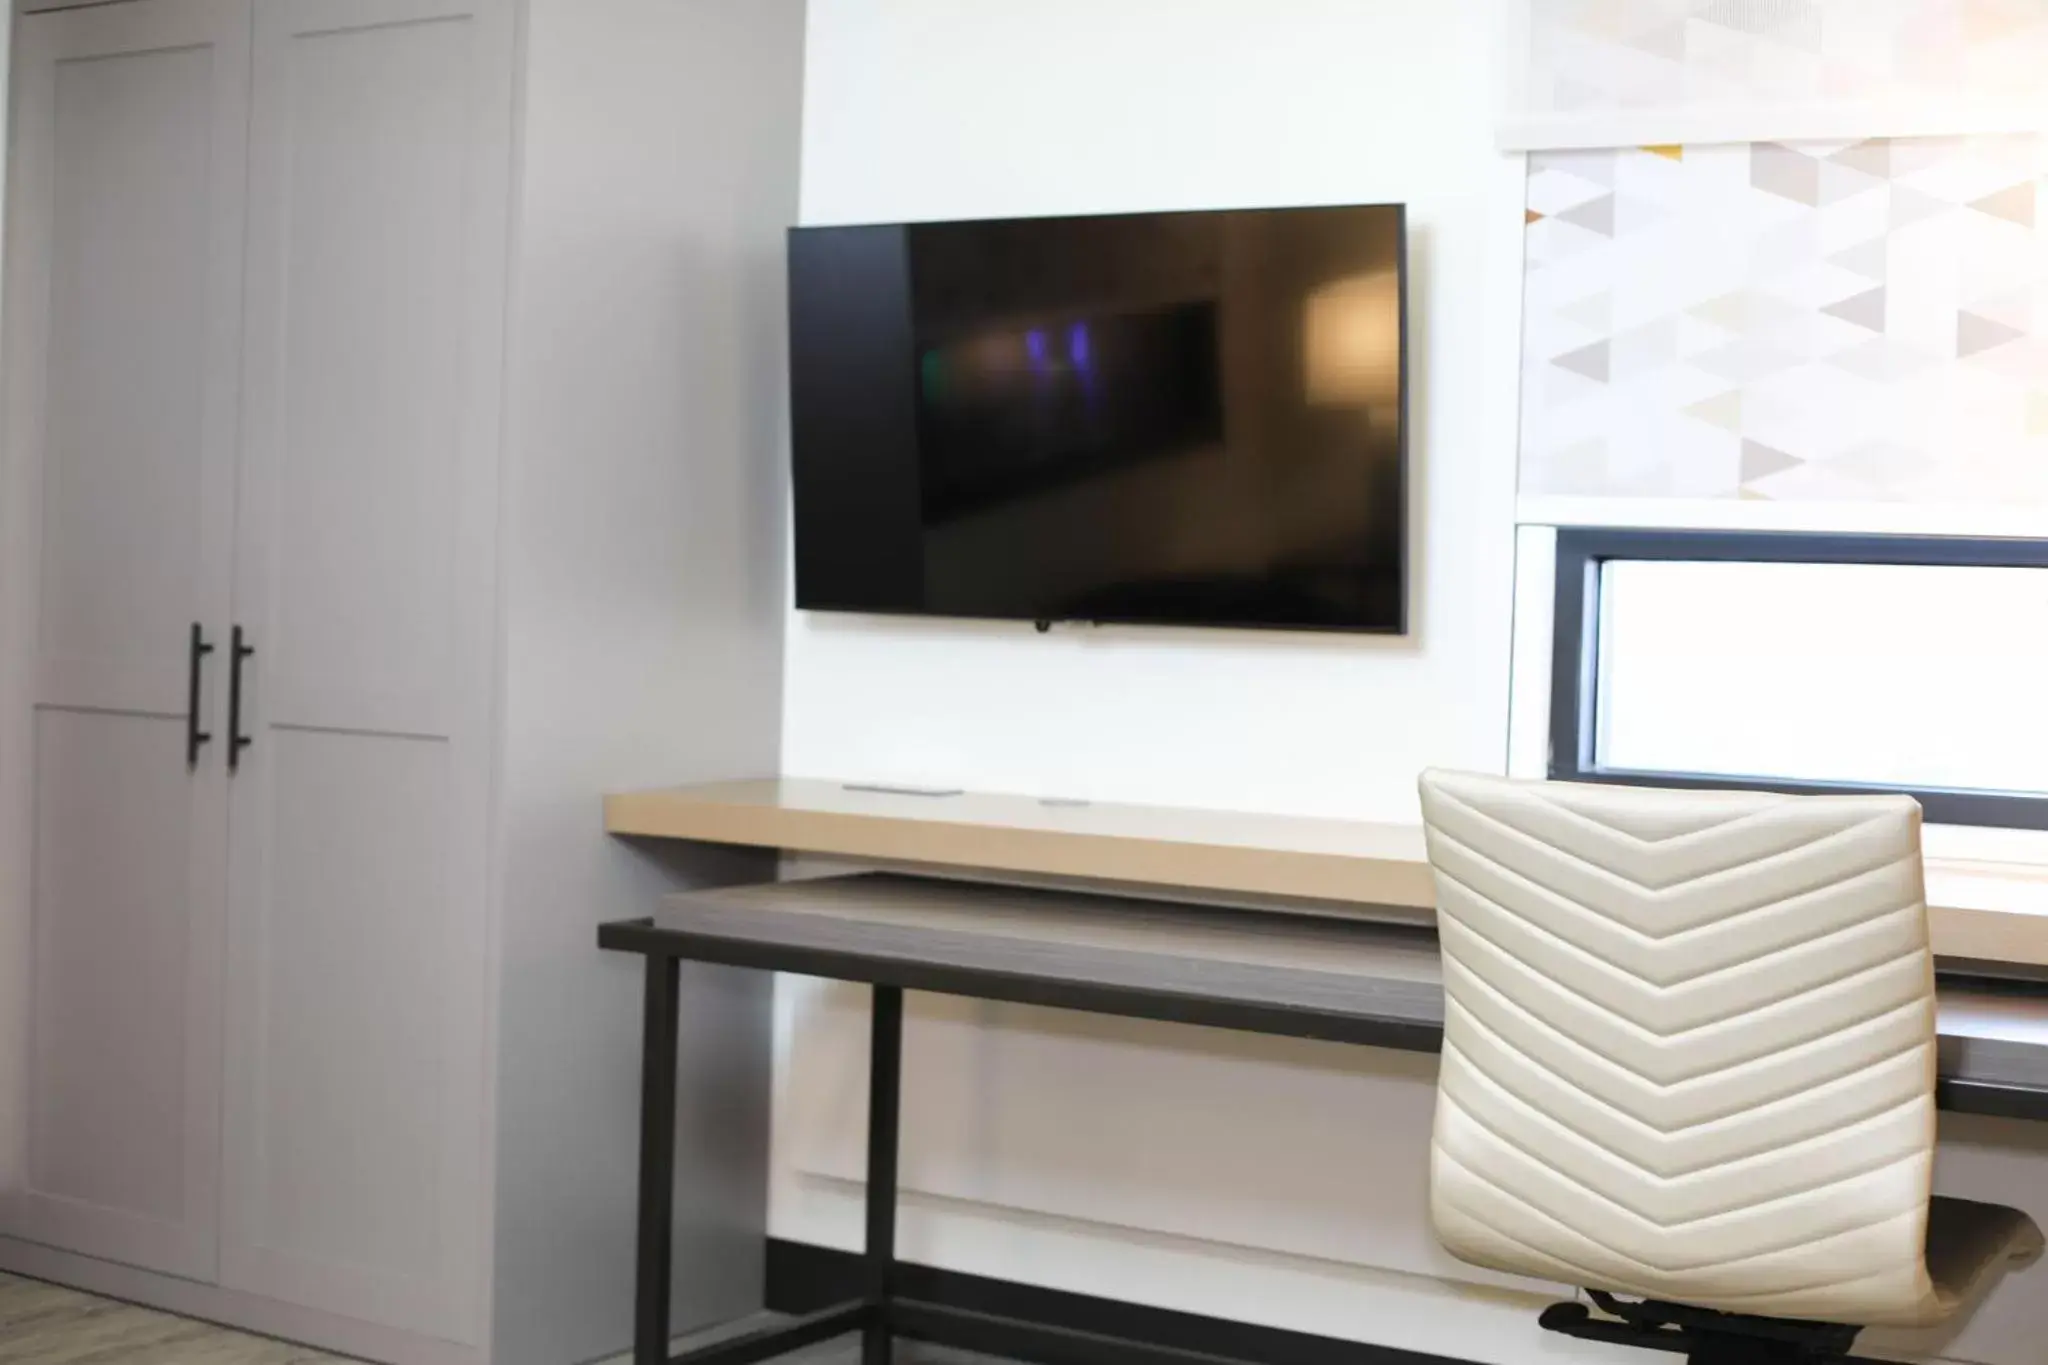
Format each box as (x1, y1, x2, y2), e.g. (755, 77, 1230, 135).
(916, 303, 1224, 522)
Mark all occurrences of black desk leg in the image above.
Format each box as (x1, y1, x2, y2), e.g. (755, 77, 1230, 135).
(636, 954, 682, 1365)
(864, 985, 904, 1365)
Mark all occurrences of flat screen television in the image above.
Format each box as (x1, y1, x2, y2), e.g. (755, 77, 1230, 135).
(787, 203, 1408, 633)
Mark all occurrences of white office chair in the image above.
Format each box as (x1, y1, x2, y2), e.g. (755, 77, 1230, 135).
(1416, 770, 2042, 1363)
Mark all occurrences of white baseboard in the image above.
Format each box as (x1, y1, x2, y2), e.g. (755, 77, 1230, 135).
(0, 1235, 483, 1365)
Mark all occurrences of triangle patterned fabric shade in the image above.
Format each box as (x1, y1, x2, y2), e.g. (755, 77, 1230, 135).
(1503, 0, 2048, 150)
(1522, 136, 2048, 505)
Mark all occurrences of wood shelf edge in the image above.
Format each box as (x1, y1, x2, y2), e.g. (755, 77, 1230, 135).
(605, 780, 2048, 968)
(1929, 904, 2048, 969)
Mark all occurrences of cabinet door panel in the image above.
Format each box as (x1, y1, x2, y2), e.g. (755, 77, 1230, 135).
(23, 711, 212, 1269)
(0, 0, 250, 1280)
(34, 40, 215, 713)
(221, 0, 511, 1343)
(259, 12, 470, 739)
(230, 729, 456, 1299)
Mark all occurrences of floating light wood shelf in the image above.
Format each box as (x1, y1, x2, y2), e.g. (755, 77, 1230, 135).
(604, 778, 2048, 969)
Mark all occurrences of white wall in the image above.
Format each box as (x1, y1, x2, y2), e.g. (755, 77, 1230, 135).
(777, 3, 1549, 1363)
(784, 0, 1525, 824)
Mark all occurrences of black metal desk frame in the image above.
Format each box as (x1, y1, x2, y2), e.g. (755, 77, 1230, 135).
(600, 915, 2048, 1365)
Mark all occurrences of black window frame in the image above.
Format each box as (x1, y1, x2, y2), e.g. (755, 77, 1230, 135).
(1549, 528, 2048, 831)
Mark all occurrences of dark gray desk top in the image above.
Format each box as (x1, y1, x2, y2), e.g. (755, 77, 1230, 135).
(663, 871, 1446, 1016)
(609, 872, 2048, 1119)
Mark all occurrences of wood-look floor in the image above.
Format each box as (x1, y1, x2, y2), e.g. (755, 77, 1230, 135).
(0, 1273, 358, 1363)
(0, 1272, 1006, 1365)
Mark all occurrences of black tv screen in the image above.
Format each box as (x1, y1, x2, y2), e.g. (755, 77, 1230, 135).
(787, 204, 1407, 633)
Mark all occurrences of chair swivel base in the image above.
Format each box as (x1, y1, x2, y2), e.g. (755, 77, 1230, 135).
(1540, 1291, 1868, 1364)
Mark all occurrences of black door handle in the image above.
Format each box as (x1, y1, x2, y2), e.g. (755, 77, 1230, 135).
(186, 623, 214, 767)
(228, 625, 255, 772)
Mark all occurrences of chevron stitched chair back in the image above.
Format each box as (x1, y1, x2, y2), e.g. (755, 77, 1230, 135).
(1416, 768, 1955, 1327)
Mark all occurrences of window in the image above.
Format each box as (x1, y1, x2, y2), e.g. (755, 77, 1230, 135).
(1550, 530, 2048, 830)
